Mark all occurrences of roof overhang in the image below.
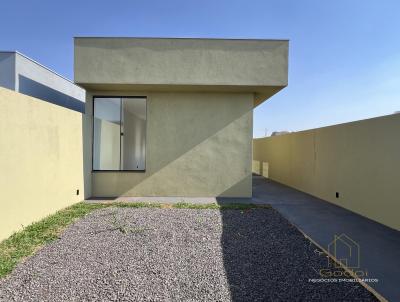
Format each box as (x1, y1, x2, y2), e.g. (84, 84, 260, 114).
(74, 37, 288, 107)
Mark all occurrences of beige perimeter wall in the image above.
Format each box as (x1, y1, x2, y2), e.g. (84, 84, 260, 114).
(253, 114, 400, 231)
(85, 91, 253, 198)
(0, 88, 84, 241)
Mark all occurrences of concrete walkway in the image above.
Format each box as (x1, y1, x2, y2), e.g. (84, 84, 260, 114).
(251, 175, 400, 302)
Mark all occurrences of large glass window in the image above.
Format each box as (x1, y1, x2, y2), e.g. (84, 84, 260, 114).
(93, 97, 146, 171)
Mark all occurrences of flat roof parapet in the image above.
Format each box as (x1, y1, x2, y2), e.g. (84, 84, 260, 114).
(74, 37, 288, 106)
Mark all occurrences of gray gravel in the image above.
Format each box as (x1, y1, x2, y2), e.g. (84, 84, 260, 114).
(0, 207, 377, 301)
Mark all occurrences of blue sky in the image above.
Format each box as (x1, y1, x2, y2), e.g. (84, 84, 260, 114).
(1, 0, 399, 137)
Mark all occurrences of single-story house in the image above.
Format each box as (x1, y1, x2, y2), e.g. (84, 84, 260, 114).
(74, 37, 288, 198)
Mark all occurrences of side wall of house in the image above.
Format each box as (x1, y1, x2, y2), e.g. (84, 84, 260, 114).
(253, 113, 400, 230)
(85, 91, 253, 198)
(0, 88, 84, 241)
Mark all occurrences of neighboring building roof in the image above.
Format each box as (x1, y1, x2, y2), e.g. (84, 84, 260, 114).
(0, 51, 75, 84)
(0, 51, 85, 112)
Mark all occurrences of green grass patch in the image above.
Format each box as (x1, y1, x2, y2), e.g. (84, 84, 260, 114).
(110, 202, 162, 208)
(0, 201, 269, 278)
(173, 202, 270, 210)
(0, 203, 104, 278)
(173, 202, 221, 209)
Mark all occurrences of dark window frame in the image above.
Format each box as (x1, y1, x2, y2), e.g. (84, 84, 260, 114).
(92, 95, 147, 173)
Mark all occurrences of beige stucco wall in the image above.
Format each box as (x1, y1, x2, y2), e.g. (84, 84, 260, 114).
(0, 88, 84, 241)
(85, 91, 253, 198)
(253, 114, 400, 230)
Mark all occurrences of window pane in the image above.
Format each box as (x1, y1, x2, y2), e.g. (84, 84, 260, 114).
(93, 98, 121, 170)
(121, 97, 146, 170)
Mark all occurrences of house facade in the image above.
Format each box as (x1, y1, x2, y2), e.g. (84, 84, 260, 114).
(74, 37, 288, 198)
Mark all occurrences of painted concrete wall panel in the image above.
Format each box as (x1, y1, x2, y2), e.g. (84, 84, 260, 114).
(0, 88, 84, 241)
(253, 114, 400, 230)
(85, 91, 253, 197)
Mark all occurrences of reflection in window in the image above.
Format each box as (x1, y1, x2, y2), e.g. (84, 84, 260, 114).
(93, 97, 146, 171)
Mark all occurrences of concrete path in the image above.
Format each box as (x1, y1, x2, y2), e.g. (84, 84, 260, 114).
(251, 175, 400, 302)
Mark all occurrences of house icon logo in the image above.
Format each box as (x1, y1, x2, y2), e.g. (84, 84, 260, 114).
(327, 234, 360, 269)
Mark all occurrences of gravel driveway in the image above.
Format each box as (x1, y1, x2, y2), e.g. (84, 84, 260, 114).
(0, 207, 377, 301)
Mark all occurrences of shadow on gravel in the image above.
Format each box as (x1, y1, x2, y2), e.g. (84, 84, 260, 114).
(218, 207, 378, 301)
